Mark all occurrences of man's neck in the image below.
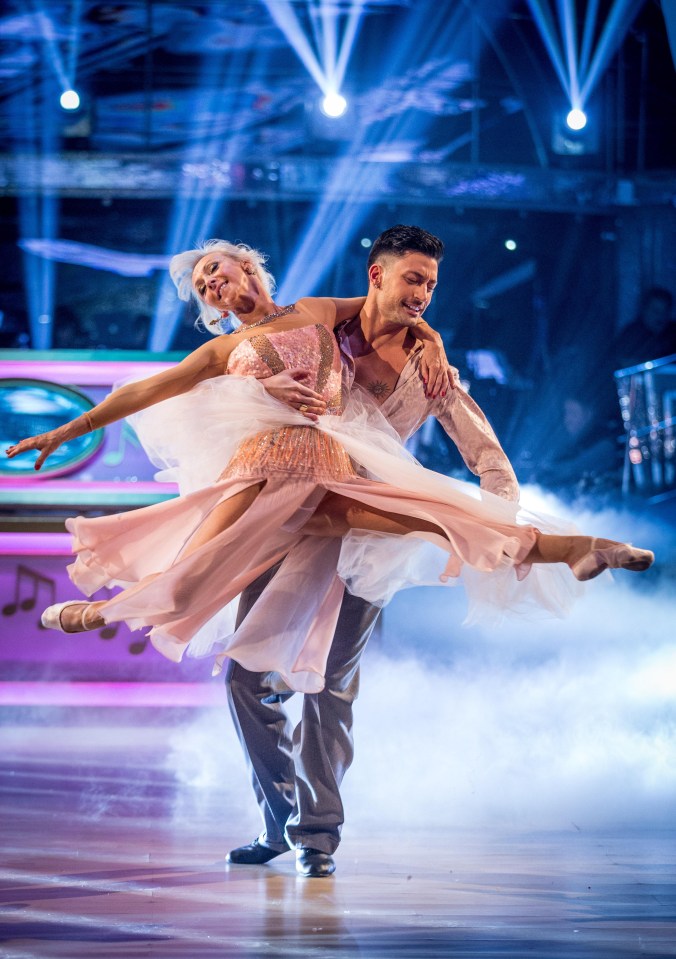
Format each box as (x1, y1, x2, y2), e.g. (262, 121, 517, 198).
(357, 303, 415, 351)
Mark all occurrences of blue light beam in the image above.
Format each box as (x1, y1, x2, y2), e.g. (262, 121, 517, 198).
(526, 0, 571, 101)
(579, 0, 600, 80)
(262, 0, 328, 92)
(558, 0, 581, 107)
(279, 2, 502, 301)
(580, 0, 645, 105)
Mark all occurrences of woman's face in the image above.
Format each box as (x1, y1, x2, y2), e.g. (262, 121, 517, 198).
(192, 253, 258, 317)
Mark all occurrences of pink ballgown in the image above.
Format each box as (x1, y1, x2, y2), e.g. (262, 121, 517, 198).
(65, 323, 579, 691)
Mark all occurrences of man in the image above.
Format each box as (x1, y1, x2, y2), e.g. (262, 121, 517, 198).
(224, 225, 519, 878)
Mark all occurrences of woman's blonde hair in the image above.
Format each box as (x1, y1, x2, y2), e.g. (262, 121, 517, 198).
(169, 239, 277, 334)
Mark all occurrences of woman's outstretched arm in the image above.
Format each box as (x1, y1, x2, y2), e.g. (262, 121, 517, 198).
(6, 336, 232, 470)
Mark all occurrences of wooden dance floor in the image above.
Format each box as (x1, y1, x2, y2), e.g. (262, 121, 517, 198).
(1, 711, 674, 959)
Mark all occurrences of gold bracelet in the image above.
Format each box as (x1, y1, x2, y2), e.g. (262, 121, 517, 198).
(83, 410, 95, 432)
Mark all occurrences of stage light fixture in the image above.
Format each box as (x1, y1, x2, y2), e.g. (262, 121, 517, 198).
(566, 107, 587, 131)
(60, 89, 80, 111)
(360, 237, 372, 248)
(321, 92, 347, 118)
(505, 239, 517, 251)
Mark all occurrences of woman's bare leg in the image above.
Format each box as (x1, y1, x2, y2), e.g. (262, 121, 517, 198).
(55, 482, 266, 632)
(303, 491, 444, 538)
(524, 533, 595, 567)
(178, 481, 265, 559)
(304, 494, 654, 581)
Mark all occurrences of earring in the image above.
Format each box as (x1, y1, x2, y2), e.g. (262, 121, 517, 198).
(208, 311, 228, 327)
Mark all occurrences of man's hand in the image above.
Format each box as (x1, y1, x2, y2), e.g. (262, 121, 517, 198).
(262, 369, 327, 421)
(419, 337, 454, 399)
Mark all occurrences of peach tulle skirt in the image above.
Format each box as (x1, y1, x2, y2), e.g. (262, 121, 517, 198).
(65, 376, 581, 691)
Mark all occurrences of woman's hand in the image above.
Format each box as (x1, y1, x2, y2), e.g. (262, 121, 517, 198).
(418, 336, 454, 399)
(262, 369, 327, 421)
(6, 427, 67, 471)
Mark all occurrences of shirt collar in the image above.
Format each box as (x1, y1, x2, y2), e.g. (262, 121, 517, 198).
(335, 315, 423, 388)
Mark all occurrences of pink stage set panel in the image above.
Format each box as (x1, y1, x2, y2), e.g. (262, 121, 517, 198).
(0, 532, 210, 682)
(0, 351, 184, 497)
(0, 351, 209, 683)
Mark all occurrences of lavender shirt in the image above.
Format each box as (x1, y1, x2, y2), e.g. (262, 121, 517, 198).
(336, 319, 519, 502)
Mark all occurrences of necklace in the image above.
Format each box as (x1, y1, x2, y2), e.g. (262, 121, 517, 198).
(230, 303, 297, 334)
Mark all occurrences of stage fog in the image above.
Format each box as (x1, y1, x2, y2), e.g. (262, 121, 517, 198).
(167, 486, 676, 834)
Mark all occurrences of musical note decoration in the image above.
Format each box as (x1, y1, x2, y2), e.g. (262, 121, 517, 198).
(2, 564, 56, 626)
(129, 636, 149, 655)
(1, 565, 150, 657)
(103, 422, 141, 467)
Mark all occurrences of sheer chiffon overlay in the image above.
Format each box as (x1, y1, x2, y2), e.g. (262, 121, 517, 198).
(65, 323, 582, 691)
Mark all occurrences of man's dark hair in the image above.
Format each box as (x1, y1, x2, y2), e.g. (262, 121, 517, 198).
(367, 225, 444, 270)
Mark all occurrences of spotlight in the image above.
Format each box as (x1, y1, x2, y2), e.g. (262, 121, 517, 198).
(552, 106, 598, 155)
(360, 237, 372, 248)
(321, 92, 347, 118)
(504, 239, 517, 251)
(60, 89, 81, 111)
(566, 107, 587, 131)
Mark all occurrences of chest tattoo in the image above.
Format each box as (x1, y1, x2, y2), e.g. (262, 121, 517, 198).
(367, 380, 392, 399)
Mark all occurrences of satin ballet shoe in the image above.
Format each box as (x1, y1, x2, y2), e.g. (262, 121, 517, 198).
(571, 541, 654, 582)
(41, 600, 96, 633)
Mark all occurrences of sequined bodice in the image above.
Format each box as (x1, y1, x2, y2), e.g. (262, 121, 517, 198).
(223, 323, 355, 481)
(227, 323, 343, 414)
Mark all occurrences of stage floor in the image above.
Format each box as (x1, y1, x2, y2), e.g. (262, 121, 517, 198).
(0, 715, 674, 959)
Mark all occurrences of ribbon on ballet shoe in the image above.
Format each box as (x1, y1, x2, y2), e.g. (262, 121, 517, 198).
(572, 542, 655, 582)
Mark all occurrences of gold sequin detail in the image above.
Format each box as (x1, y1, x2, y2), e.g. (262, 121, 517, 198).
(224, 425, 356, 480)
(315, 324, 334, 397)
(249, 335, 286, 375)
(223, 326, 350, 479)
(325, 390, 342, 413)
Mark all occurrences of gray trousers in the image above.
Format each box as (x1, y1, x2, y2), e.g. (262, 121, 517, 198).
(225, 564, 381, 855)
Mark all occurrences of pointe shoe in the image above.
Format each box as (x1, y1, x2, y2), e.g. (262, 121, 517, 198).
(571, 541, 655, 582)
(41, 600, 95, 633)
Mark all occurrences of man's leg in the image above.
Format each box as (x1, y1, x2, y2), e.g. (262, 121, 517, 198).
(225, 564, 295, 852)
(285, 590, 381, 854)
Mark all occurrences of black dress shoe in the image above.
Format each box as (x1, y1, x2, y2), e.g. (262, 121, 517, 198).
(296, 847, 336, 878)
(226, 838, 289, 865)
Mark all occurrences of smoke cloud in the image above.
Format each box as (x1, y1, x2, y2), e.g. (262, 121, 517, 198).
(169, 488, 676, 833)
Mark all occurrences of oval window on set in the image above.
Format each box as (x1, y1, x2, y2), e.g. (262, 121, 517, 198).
(0, 379, 103, 478)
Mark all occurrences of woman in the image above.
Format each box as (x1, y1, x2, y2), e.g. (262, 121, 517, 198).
(6, 240, 654, 691)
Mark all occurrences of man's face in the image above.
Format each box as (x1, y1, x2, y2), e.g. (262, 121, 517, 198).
(192, 252, 257, 317)
(371, 251, 438, 327)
